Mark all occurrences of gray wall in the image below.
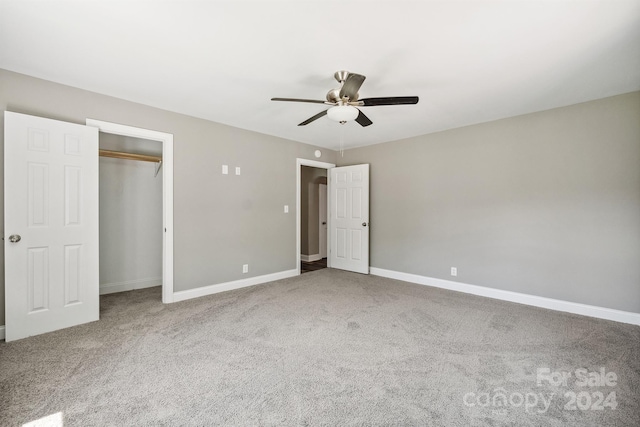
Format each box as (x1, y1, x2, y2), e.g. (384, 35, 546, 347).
(300, 166, 327, 256)
(99, 134, 163, 288)
(338, 92, 640, 313)
(0, 69, 336, 326)
(2, 68, 638, 327)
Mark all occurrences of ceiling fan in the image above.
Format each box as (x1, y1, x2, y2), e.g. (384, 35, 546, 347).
(271, 70, 419, 127)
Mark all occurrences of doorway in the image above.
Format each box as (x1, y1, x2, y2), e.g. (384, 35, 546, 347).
(296, 158, 335, 275)
(98, 134, 163, 296)
(86, 119, 174, 303)
(300, 166, 327, 273)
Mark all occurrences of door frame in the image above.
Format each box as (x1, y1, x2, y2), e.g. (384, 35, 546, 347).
(296, 158, 334, 275)
(86, 119, 174, 303)
(318, 183, 327, 259)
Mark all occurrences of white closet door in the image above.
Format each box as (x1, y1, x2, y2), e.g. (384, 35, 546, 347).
(5, 112, 99, 341)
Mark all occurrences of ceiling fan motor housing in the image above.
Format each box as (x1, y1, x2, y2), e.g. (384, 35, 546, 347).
(326, 88, 341, 103)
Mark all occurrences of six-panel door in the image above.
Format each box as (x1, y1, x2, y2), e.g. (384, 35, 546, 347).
(330, 164, 369, 274)
(5, 112, 99, 341)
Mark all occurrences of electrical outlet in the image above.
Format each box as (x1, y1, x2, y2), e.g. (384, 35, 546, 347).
(242, 264, 248, 274)
(451, 267, 457, 277)
(235, 167, 241, 175)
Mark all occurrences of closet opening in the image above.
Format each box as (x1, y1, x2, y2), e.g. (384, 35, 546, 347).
(86, 118, 174, 303)
(98, 134, 163, 298)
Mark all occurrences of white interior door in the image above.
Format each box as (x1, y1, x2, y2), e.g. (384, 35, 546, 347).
(319, 183, 327, 258)
(4, 112, 99, 341)
(329, 164, 369, 274)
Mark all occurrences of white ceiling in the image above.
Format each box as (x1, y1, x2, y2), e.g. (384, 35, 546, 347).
(1, 0, 639, 150)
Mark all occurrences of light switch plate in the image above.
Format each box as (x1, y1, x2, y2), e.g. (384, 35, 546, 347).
(235, 167, 241, 175)
(284, 205, 289, 213)
(222, 165, 228, 175)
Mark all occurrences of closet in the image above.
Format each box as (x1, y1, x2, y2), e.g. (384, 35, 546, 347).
(98, 133, 163, 296)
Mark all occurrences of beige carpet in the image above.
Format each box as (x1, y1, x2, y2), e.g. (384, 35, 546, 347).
(1, 269, 639, 426)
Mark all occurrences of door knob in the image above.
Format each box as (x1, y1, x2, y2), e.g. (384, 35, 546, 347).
(322, 222, 327, 225)
(362, 222, 368, 227)
(8, 234, 21, 243)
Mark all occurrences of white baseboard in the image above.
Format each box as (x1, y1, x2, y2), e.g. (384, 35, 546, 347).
(0, 325, 5, 341)
(301, 254, 322, 262)
(100, 277, 162, 295)
(172, 269, 298, 303)
(370, 267, 640, 326)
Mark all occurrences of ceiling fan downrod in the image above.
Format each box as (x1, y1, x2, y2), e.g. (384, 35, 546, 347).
(334, 70, 350, 83)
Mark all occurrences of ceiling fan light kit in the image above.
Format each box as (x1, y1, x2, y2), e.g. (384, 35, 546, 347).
(271, 70, 419, 127)
(327, 105, 359, 123)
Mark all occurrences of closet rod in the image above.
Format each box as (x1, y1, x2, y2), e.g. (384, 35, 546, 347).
(99, 149, 162, 163)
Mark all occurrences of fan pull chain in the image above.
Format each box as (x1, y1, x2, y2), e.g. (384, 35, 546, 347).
(339, 124, 345, 157)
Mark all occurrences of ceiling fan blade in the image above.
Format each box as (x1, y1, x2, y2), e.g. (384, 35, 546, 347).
(339, 73, 366, 100)
(355, 109, 373, 127)
(271, 97, 327, 104)
(298, 110, 328, 126)
(359, 96, 419, 106)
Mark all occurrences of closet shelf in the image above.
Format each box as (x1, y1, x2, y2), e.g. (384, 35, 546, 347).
(99, 149, 162, 163)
